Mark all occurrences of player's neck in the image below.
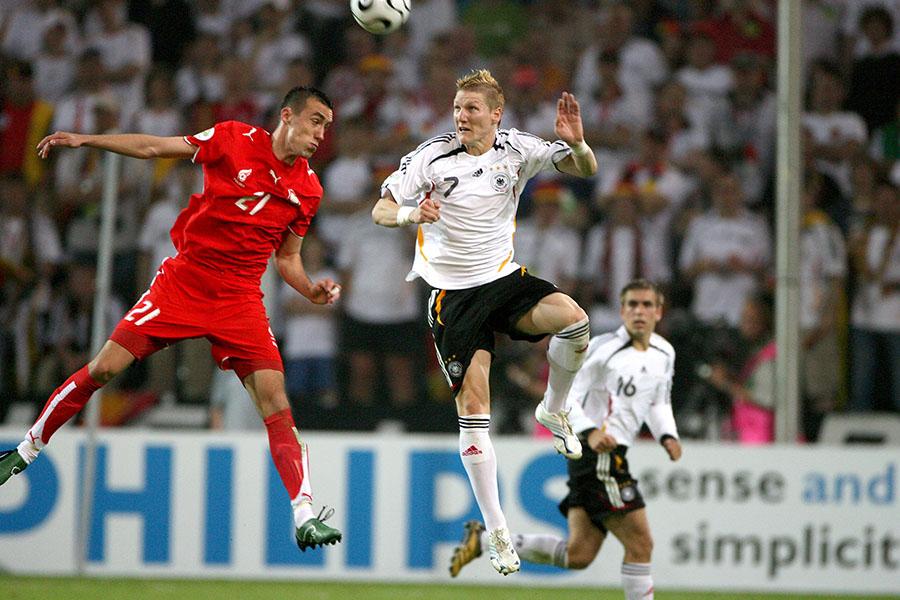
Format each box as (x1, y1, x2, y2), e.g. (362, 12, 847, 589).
(464, 133, 496, 157)
(630, 335, 650, 351)
(272, 128, 298, 166)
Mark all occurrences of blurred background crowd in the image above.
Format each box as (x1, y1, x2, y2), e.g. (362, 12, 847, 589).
(0, 0, 897, 442)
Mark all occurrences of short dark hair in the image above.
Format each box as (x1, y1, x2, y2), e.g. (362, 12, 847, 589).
(619, 279, 665, 306)
(860, 6, 894, 37)
(280, 86, 333, 112)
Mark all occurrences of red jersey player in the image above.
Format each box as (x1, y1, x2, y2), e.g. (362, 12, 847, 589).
(0, 87, 342, 552)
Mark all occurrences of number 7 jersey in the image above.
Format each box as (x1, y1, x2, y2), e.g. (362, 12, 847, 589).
(381, 129, 572, 290)
(172, 120, 323, 287)
(566, 325, 679, 447)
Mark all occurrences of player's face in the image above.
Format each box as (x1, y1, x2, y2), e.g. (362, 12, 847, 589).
(620, 289, 662, 338)
(453, 90, 501, 152)
(282, 98, 333, 159)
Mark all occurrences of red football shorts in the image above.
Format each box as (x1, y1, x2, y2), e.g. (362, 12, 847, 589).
(110, 256, 283, 380)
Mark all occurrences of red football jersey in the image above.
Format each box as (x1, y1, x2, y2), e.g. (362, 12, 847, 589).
(171, 120, 322, 285)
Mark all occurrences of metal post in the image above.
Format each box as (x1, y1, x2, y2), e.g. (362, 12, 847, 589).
(76, 151, 121, 573)
(775, 0, 802, 443)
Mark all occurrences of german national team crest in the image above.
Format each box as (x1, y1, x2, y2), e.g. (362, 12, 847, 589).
(448, 361, 463, 378)
(491, 172, 510, 192)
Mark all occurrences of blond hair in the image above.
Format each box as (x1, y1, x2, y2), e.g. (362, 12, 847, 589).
(456, 69, 505, 110)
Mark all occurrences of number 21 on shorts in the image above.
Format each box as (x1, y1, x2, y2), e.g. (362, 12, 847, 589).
(124, 294, 161, 326)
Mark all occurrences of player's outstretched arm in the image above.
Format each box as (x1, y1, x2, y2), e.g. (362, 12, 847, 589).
(554, 91, 598, 178)
(37, 131, 195, 160)
(371, 190, 440, 228)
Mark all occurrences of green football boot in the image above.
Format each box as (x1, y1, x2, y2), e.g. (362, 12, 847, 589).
(0, 449, 28, 486)
(449, 520, 485, 577)
(295, 507, 342, 552)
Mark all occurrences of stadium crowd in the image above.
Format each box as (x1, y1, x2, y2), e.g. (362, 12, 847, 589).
(0, 0, 897, 441)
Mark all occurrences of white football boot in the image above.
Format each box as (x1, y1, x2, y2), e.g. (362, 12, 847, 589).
(535, 403, 583, 459)
(488, 526, 521, 576)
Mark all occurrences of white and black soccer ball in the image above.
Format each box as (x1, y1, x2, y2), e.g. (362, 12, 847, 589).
(350, 0, 410, 35)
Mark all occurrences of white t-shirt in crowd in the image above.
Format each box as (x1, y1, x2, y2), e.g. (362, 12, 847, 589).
(679, 209, 772, 326)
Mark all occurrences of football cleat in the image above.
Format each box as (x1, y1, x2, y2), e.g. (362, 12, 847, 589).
(535, 403, 583, 459)
(295, 506, 342, 551)
(488, 526, 520, 576)
(449, 520, 485, 577)
(0, 449, 28, 486)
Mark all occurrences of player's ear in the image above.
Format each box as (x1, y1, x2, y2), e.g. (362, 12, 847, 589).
(280, 105, 294, 124)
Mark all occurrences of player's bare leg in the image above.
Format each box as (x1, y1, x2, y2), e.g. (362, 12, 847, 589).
(605, 509, 655, 600)
(516, 293, 589, 459)
(456, 350, 519, 575)
(243, 368, 341, 551)
(564, 506, 604, 569)
(1, 340, 135, 486)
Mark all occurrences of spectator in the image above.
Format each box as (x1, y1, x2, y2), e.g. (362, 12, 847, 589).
(846, 5, 900, 133)
(707, 292, 777, 444)
(848, 178, 900, 412)
(581, 188, 668, 333)
(514, 180, 581, 296)
(32, 19, 78, 103)
(679, 171, 771, 328)
(0, 0, 79, 62)
(337, 214, 424, 430)
(0, 61, 54, 188)
(574, 3, 668, 102)
(281, 232, 339, 427)
(803, 61, 868, 197)
(85, 0, 152, 128)
(800, 171, 848, 441)
(174, 33, 226, 108)
(598, 128, 694, 286)
(676, 29, 733, 119)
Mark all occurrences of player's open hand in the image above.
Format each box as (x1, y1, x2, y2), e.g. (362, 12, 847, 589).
(663, 437, 682, 461)
(554, 92, 585, 146)
(308, 278, 341, 305)
(37, 131, 86, 159)
(414, 196, 441, 224)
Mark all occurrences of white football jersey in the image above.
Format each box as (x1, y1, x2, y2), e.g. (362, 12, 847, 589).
(382, 129, 572, 290)
(566, 326, 678, 447)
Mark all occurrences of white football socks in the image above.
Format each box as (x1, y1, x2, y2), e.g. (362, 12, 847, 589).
(458, 415, 506, 532)
(542, 318, 590, 413)
(622, 562, 654, 599)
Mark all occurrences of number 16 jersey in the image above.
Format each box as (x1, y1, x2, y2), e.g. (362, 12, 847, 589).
(566, 326, 679, 447)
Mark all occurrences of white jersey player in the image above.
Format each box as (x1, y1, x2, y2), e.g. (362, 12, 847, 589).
(450, 279, 682, 600)
(372, 69, 599, 576)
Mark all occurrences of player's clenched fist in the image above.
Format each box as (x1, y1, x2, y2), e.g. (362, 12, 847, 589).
(414, 196, 441, 223)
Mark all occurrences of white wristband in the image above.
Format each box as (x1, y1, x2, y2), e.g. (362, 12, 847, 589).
(396, 206, 415, 226)
(570, 140, 591, 159)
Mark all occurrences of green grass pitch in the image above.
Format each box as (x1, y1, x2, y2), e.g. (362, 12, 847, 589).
(4, 577, 895, 600)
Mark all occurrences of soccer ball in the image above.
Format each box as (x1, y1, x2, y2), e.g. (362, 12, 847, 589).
(350, 0, 410, 35)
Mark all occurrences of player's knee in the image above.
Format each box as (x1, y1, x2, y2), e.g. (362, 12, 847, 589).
(554, 301, 588, 333)
(457, 394, 488, 416)
(567, 547, 595, 570)
(626, 533, 654, 563)
(87, 359, 121, 384)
